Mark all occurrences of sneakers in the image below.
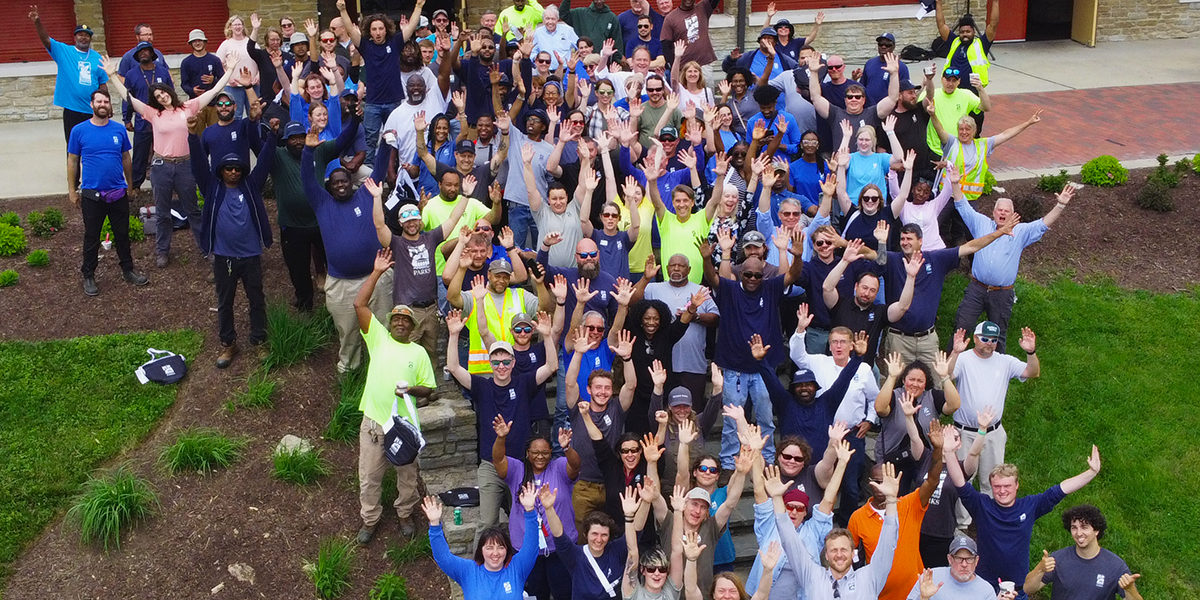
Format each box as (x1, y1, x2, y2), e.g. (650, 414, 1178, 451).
(156, 254, 169, 269)
(357, 523, 378, 545)
(83, 277, 100, 296)
(216, 343, 239, 369)
(122, 270, 149, 286)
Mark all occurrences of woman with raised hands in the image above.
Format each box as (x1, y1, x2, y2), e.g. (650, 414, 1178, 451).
(651, 360, 725, 488)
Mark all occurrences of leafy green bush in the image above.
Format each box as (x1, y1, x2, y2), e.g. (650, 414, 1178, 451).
(982, 171, 997, 195)
(1036, 169, 1070, 193)
(0, 223, 27, 256)
(0, 211, 19, 227)
(66, 466, 158, 551)
(101, 215, 146, 242)
(1147, 154, 1180, 189)
(0, 270, 18, 287)
(273, 445, 331, 484)
(263, 304, 335, 371)
(306, 537, 355, 599)
(26, 249, 49, 267)
(325, 367, 366, 442)
(1136, 178, 1174, 212)
(227, 368, 277, 410)
(1080, 155, 1128, 187)
(386, 536, 431, 568)
(26, 209, 64, 237)
(369, 573, 409, 600)
(159, 429, 246, 474)
(1174, 158, 1192, 180)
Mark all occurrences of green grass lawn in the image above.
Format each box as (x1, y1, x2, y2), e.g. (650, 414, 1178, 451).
(0, 330, 201, 585)
(937, 274, 1200, 599)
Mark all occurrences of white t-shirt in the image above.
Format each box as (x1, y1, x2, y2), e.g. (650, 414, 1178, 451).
(952, 350, 1027, 427)
(383, 80, 448, 166)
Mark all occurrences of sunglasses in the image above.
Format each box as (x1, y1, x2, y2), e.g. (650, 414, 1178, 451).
(779, 452, 804, 462)
(813, 240, 834, 247)
(742, 271, 764, 279)
(944, 68, 961, 77)
(646, 87, 664, 92)
(785, 504, 807, 512)
(476, 225, 492, 232)
(400, 210, 420, 219)
(281, 22, 295, 28)
(619, 447, 641, 454)
(585, 325, 605, 332)
(780, 210, 801, 217)
(537, 58, 551, 64)
(221, 165, 243, 172)
(215, 101, 235, 107)
(513, 326, 533, 334)
(643, 566, 668, 574)
(490, 358, 514, 367)
(569, 119, 585, 125)
(321, 37, 336, 42)
(828, 64, 845, 70)
(978, 336, 998, 344)
(862, 194, 882, 201)
(845, 94, 864, 100)
(601, 212, 620, 218)
(578, 251, 598, 258)
(696, 465, 719, 474)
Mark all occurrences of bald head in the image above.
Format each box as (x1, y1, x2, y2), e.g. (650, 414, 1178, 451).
(577, 238, 599, 254)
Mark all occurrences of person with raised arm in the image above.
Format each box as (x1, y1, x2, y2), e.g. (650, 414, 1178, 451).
(28, 5, 108, 144)
(805, 51, 900, 153)
(905, 537, 1014, 600)
(1024, 504, 1144, 600)
(822, 235, 922, 366)
(874, 351, 961, 493)
(544, 479, 638, 600)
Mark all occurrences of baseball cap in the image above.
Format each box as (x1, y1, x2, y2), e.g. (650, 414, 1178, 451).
(948, 535, 979, 555)
(685, 487, 712, 505)
(342, 87, 359, 98)
(388, 305, 416, 322)
(528, 109, 550, 127)
(497, 73, 513, 87)
(289, 32, 309, 47)
(759, 26, 778, 39)
(942, 67, 962, 79)
(74, 24, 94, 36)
(419, 16, 430, 28)
(790, 368, 821, 389)
(282, 121, 307, 138)
(455, 140, 477, 154)
(214, 90, 234, 103)
(397, 203, 422, 223)
(432, 9, 450, 19)
(667, 386, 692, 408)
(742, 231, 767, 247)
(488, 340, 515, 355)
(658, 126, 679, 141)
(782, 488, 810, 509)
(510, 312, 534, 328)
(489, 258, 514, 274)
(188, 29, 208, 42)
(876, 32, 896, 43)
(973, 321, 1000, 337)
(899, 79, 918, 92)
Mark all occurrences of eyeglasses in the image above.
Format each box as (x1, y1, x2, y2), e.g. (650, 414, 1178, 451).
(529, 450, 551, 457)
(742, 271, 764, 279)
(578, 251, 598, 258)
(585, 325, 605, 332)
(216, 101, 235, 107)
(813, 240, 834, 247)
(696, 465, 719, 474)
(861, 194, 882, 201)
(845, 94, 864, 100)
(827, 64, 845, 70)
(569, 119, 585, 125)
(949, 554, 978, 564)
(490, 358, 514, 367)
(643, 565, 668, 574)
(619, 447, 641, 454)
(978, 336, 998, 344)
(944, 68, 961, 77)
(513, 325, 533, 333)
(601, 212, 620, 218)
(400, 209, 420, 219)
(281, 22, 295, 28)
(779, 452, 804, 462)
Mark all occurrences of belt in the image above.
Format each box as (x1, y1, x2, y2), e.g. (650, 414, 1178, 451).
(410, 299, 436, 308)
(956, 422, 1000, 433)
(970, 277, 1014, 291)
(889, 326, 936, 338)
(153, 154, 189, 164)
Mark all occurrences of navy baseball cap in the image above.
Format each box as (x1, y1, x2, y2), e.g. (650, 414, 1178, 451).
(74, 24, 94, 36)
(790, 369, 821, 389)
(455, 140, 476, 154)
(282, 121, 307, 138)
(877, 33, 896, 43)
(759, 26, 778, 39)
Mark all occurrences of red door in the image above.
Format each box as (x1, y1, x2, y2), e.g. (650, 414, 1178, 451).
(102, 0, 230, 57)
(1, 0, 77, 63)
(994, 0, 1027, 41)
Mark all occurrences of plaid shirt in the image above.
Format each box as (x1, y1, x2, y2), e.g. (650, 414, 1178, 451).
(583, 104, 629, 141)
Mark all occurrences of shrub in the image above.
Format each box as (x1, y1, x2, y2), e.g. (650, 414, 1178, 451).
(273, 445, 331, 484)
(1080, 155, 1128, 187)
(1136, 178, 1174, 213)
(66, 466, 158, 551)
(306, 537, 355, 599)
(26, 249, 50, 267)
(43, 207, 64, 228)
(386, 536, 431, 568)
(325, 367, 366, 443)
(27, 208, 64, 237)
(228, 368, 277, 410)
(0, 269, 18, 287)
(262, 304, 335, 371)
(0, 223, 27, 256)
(1147, 154, 1180, 189)
(1036, 169, 1070, 193)
(982, 171, 997, 195)
(1174, 158, 1192, 180)
(159, 429, 247, 474)
(0, 211, 19, 227)
(1193, 154, 1200, 174)
(369, 573, 409, 600)
(101, 215, 146, 242)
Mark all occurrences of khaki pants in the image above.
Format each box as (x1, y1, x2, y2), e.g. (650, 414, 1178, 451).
(882, 329, 941, 381)
(359, 416, 421, 527)
(572, 480, 606, 535)
(408, 303, 441, 368)
(475, 461, 509, 548)
(326, 270, 394, 373)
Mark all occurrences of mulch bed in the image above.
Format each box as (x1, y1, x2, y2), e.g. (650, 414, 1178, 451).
(1, 165, 1196, 598)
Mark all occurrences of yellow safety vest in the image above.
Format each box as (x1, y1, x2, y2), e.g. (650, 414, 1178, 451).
(466, 287, 528, 374)
(951, 138, 990, 200)
(943, 37, 990, 87)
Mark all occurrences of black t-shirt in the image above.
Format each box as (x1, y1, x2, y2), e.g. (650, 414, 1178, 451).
(891, 108, 935, 178)
(826, 105, 882, 155)
(470, 373, 541, 461)
(830, 297, 888, 365)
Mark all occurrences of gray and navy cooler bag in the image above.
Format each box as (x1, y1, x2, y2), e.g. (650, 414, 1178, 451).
(134, 348, 188, 385)
(382, 394, 425, 466)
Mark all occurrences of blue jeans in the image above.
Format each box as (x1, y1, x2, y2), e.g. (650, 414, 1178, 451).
(551, 348, 570, 457)
(150, 157, 202, 256)
(363, 101, 401, 168)
(507, 201, 538, 250)
(223, 86, 248, 119)
(720, 369, 776, 468)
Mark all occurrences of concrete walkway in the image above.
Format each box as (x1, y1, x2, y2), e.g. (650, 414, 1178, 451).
(2, 38, 1199, 200)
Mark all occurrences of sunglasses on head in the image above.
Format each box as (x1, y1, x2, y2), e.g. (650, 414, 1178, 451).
(513, 325, 533, 334)
(944, 68, 961, 77)
(742, 271, 764, 279)
(490, 358, 514, 367)
(216, 101, 235, 107)
(578, 251, 598, 258)
(780, 452, 804, 462)
(978, 336, 998, 344)
(696, 465, 719, 474)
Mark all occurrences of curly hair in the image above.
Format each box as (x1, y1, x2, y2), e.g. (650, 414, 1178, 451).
(1062, 504, 1107, 539)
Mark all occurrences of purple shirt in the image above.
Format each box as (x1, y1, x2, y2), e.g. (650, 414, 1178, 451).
(503, 456, 578, 551)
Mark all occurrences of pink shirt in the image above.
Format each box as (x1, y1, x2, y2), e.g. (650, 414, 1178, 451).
(142, 99, 202, 158)
(899, 182, 954, 251)
(217, 37, 259, 83)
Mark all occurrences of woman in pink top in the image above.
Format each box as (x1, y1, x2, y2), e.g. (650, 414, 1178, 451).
(894, 164, 955, 251)
(217, 14, 261, 118)
(104, 55, 236, 266)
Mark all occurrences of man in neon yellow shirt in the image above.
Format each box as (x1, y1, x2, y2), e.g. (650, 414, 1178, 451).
(918, 66, 990, 157)
(354, 248, 437, 545)
(498, 0, 546, 41)
(421, 169, 501, 275)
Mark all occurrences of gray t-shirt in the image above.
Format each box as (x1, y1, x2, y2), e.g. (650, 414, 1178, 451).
(390, 229, 445, 305)
(1042, 547, 1130, 600)
(625, 580, 681, 600)
(503, 127, 554, 207)
(536, 199, 584, 268)
(659, 517, 724, 600)
(643, 282, 719, 374)
(904, 567, 996, 599)
(876, 388, 946, 463)
(770, 69, 819, 135)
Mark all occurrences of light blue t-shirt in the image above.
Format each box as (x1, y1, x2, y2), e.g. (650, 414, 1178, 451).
(846, 152, 892, 204)
(48, 38, 108, 113)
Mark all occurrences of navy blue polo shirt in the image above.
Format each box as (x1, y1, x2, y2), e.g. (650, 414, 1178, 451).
(884, 247, 959, 333)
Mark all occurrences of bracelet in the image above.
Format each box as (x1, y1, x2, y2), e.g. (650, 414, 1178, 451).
(625, 517, 635, 522)
(504, 246, 515, 251)
(939, 376, 951, 384)
(1027, 349, 1036, 355)
(556, 301, 567, 306)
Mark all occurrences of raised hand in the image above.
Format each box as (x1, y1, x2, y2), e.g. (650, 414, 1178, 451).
(446, 308, 465, 334)
(998, 212, 1021, 235)
(650, 360, 668, 387)
(462, 174, 478, 197)
(748, 333, 772, 361)
(613, 329, 635, 359)
(538, 483, 558, 510)
(842, 238, 865, 263)
(613, 278, 634, 306)
(557, 427, 573, 451)
(819, 171, 838, 198)
(840, 119, 853, 138)
(900, 391, 920, 416)
(740, 423, 766, 453)
(759, 541, 782, 571)
(470, 274, 489, 302)
(1086, 445, 1101, 473)
(1055, 184, 1076, 206)
(535, 310, 554, 337)
(1038, 549, 1057, 573)
(572, 278, 597, 305)
(852, 330, 868, 357)
(421, 495, 443, 525)
(550, 273, 569, 304)
(643, 254, 661, 281)
(977, 405, 996, 430)
(828, 420, 850, 443)
(492, 414, 513, 437)
(904, 251, 925, 278)
(572, 325, 592, 353)
(884, 352, 904, 376)
(1018, 327, 1037, 353)
(869, 461, 901, 501)
(520, 142, 534, 164)
(882, 114, 897, 134)
(518, 481, 538, 511)
(641, 433, 664, 463)
(677, 419, 698, 445)
(722, 403, 746, 425)
(373, 248, 395, 272)
(917, 569, 944, 600)
(763, 464, 792, 498)
(834, 439, 855, 464)
(711, 363, 724, 396)
(544, 231, 563, 247)
(795, 303, 814, 333)
(952, 328, 969, 353)
(932, 350, 952, 379)
(656, 410, 670, 425)
(716, 226, 734, 252)
(681, 530, 707, 561)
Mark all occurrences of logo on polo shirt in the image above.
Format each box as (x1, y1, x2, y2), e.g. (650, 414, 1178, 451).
(925, 264, 933, 274)
(386, 46, 392, 53)
(603, 414, 612, 426)
(1020, 513, 1027, 522)
(868, 312, 875, 322)
(113, 135, 120, 145)
(529, 352, 537, 361)
(503, 581, 512, 594)
(231, 131, 238, 141)
(1096, 575, 1105, 587)
(354, 206, 362, 217)
(600, 291, 608, 301)
(509, 389, 516, 399)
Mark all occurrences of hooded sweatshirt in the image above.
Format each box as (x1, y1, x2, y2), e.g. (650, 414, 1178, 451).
(189, 132, 274, 257)
(559, 0, 623, 55)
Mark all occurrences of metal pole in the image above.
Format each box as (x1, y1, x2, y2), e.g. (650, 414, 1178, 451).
(736, 0, 747, 50)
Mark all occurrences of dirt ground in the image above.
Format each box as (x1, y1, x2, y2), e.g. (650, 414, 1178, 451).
(1, 166, 1197, 598)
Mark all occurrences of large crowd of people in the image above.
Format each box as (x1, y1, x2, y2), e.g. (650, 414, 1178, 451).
(36, 0, 1144, 598)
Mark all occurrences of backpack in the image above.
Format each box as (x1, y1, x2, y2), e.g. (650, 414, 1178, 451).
(900, 44, 936, 62)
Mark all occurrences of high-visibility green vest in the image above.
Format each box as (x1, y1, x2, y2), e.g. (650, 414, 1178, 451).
(950, 138, 991, 200)
(943, 37, 990, 87)
(466, 287, 528, 374)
